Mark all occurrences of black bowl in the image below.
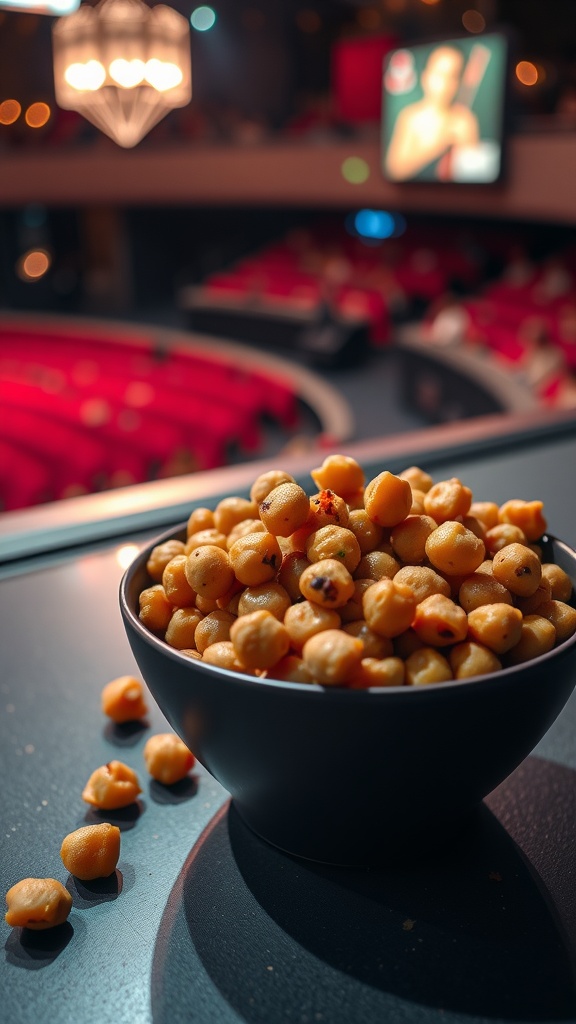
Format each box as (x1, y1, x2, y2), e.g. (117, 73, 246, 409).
(120, 526, 576, 865)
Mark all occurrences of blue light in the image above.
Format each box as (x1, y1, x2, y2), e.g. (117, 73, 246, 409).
(354, 209, 396, 240)
(190, 6, 216, 31)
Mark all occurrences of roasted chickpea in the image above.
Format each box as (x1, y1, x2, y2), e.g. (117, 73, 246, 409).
(286, 521, 316, 554)
(346, 488, 366, 511)
(185, 528, 228, 554)
(82, 760, 141, 810)
(308, 489, 350, 529)
(226, 518, 266, 549)
(354, 549, 400, 582)
(342, 620, 393, 659)
(185, 544, 235, 600)
(101, 675, 148, 723)
(146, 539, 186, 582)
(264, 655, 315, 684)
(469, 501, 500, 531)
(423, 477, 472, 524)
(350, 656, 405, 689)
(162, 554, 197, 606)
(505, 614, 556, 665)
(230, 610, 291, 670)
(195, 594, 220, 614)
(299, 558, 355, 609)
(467, 603, 523, 654)
(139, 584, 173, 634)
(405, 647, 452, 686)
(458, 573, 513, 613)
(498, 499, 547, 542)
(143, 733, 195, 785)
(250, 470, 295, 505)
(339, 578, 376, 623)
(390, 515, 437, 565)
(399, 465, 433, 493)
(484, 523, 527, 555)
(515, 576, 552, 615)
(60, 823, 121, 880)
(461, 515, 486, 541)
(347, 508, 385, 554)
(491, 543, 542, 597)
(165, 606, 204, 650)
(310, 454, 364, 498)
(364, 470, 412, 528)
(277, 551, 311, 602)
(411, 593, 468, 647)
(5, 878, 72, 930)
(305, 524, 362, 574)
(214, 496, 258, 535)
(393, 564, 451, 604)
(282, 600, 338, 651)
(449, 642, 502, 679)
(393, 628, 424, 659)
(228, 531, 283, 586)
(302, 629, 363, 685)
(541, 563, 573, 601)
(537, 599, 576, 642)
(202, 640, 253, 673)
(186, 506, 215, 536)
(238, 582, 291, 621)
(259, 482, 310, 537)
(194, 609, 236, 653)
(425, 521, 485, 576)
(362, 578, 417, 638)
(409, 489, 426, 514)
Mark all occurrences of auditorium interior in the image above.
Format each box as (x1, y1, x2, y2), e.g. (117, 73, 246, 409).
(1, 4, 576, 1020)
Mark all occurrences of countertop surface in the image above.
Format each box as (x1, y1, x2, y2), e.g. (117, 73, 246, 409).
(1, 422, 576, 1024)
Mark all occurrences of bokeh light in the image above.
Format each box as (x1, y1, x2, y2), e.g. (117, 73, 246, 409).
(341, 156, 370, 185)
(64, 60, 107, 92)
(516, 61, 539, 86)
(462, 9, 486, 33)
(190, 6, 216, 31)
(17, 249, 51, 281)
(115, 544, 141, 571)
(25, 102, 51, 128)
(354, 209, 396, 240)
(0, 99, 22, 125)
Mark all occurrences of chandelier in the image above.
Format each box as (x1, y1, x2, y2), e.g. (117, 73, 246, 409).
(52, 0, 192, 148)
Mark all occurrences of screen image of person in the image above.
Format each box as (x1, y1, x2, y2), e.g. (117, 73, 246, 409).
(383, 37, 506, 184)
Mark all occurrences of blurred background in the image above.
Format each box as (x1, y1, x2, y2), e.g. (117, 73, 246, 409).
(0, 0, 575, 512)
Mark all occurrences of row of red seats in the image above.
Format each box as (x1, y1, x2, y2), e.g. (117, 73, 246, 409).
(195, 222, 488, 348)
(0, 322, 298, 511)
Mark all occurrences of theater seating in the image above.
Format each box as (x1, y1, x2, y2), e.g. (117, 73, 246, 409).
(0, 319, 301, 512)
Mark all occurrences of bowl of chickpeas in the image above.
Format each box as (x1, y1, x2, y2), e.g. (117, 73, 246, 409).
(120, 455, 576, 865)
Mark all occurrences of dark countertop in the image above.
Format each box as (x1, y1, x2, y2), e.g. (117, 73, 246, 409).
(2, 417, 576, 1024)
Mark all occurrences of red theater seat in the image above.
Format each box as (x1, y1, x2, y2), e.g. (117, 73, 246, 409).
(0, 439, 51, 512)
(0, 406, 109, 500)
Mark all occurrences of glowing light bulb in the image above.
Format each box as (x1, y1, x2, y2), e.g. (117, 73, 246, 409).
(144, 59, 183, 92)
(64, 60, 106, 91)
(109, 58, 146, 89)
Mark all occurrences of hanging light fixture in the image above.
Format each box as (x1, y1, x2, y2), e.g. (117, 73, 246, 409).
(52, 0, 191, 148)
